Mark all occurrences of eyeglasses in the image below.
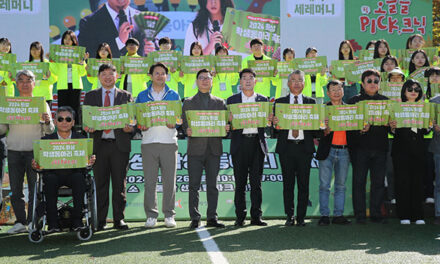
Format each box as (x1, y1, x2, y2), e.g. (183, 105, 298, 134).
(329, 89, 343, 93)
(407, 87, 422, 93)
(198, 76, 212, 81)
(17, 79, 33, 84)
(57, 117, 73, 123)
(366, 78, 380, 84)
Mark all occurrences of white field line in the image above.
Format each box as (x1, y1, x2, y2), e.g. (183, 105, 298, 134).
(196, 226, 229, 264)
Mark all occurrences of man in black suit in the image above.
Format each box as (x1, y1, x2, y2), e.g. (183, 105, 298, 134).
(273, 70, 317, 227)
(226, 68, 269, 227)
(78, 0, 153, 57)
(32, 106, 96, 233)
(83, 64, 134, 230)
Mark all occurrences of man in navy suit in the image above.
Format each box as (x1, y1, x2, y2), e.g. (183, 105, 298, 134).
(227, 68, 269, 227)
(273, 70, 317, 227)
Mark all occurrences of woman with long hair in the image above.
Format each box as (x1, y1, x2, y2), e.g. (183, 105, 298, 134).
(180, 42, 205, 98)
(373, 39, 391, 59)
(0, 38, 15, 96)
(87, 42, 113, 90)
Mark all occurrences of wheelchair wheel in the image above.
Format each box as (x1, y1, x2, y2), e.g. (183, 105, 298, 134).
(30, 178, 44, 231)
(89, 177, 98, 232)
(29, 230, 44, 243)
(77, 226, 92, 241)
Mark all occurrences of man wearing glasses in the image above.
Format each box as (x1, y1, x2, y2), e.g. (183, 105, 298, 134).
(0, 70, 54, 234)
(347, 69, 389, 224)
(182, 69, 229, 229)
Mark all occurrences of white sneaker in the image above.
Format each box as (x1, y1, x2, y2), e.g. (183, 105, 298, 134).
(164, 217, 177, 228)
(415, 220, 425, 225)
(145, 217, 157, 228)
(400, 219, 410, 225)
(425, 198, 435, 204)
(7, 223, 27, 234)
(391, 199, 396, 204)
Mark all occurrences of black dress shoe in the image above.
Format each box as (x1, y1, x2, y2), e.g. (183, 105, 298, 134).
(114, 220, 129, 230)
(285, 217, 295, 226)
(332, 216, 351, 225)
(234, 218, 245, 227)
(318, 216, 330, 226)
(97, 221, 107, 231)
(250, 219, 268, 226)
(189, 219, 201, 229)
(296, 219, 306, 226)
(206, 219, 225, 228)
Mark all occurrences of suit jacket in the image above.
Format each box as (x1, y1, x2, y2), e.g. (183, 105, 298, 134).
(182, 92, 227, 156)
(226, 92, 268, 155)
(78, 5, 144, 58)
(83, 87, 133, 153)
(274, 94, 317, 154)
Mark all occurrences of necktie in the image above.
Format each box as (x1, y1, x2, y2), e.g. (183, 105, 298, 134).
(292, 95, 299, 138)
(104, 90, 111, 134)
(118, 9, 128, 29)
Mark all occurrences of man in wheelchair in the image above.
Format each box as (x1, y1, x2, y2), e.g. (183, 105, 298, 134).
(32, 106, 96, 233)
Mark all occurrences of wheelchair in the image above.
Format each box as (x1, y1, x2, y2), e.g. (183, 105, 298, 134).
(28, 168, 98, 243)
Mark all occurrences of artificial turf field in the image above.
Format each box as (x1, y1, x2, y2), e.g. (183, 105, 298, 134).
(1, 219, 439, 264)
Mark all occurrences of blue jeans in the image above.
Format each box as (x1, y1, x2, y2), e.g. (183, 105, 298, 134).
(433, 154, 440, 217)
(319, 147, 350, 216)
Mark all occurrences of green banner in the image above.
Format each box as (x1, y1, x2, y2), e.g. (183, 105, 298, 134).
(13, 62, 49, 81)
(330, 60, 355, 79)
(0, 96, 46, 124)
(180, 55, 214, 74)
(275, 103, 325, 130)
(186, 110, 227, 137)
(120, 56, 151, 75)
(344, 59, 381, 83)
(362, 100, 390, 126)
(409, 66, 429, 80)
(228, 102, 270, 129)
(82, 103, 135, 130)
(390, 102, 433, 128)
(49, 45, 86, 65)
(327, 104, 365, 131)
(214, 55, 242, 74)
(431, 83, 440, 98)
(0, 87, 6, 97)
(133, 11, 170, 41)
(247, 60, 277, 78)
(358, 49, 375, 61)
(136, 100, 182, 127)
(393, 48, 438, 70)
(380, 82, 403, 101)
(0, 52, 16, 72)
(277, 61, 294, 79)
(291, 56, 327, 75)
(222, 8, 280, 58)
(33, 138, 93, 169)
(149, 50, 182, 70)
(87, 58, 121, 77)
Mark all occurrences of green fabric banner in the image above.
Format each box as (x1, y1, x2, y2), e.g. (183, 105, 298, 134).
(277, 61, 294, 79)
(362, 100, 390, 126)
(86, 58, 121, 77)
(0, 87, 6, 97)
(247, 60, 277, 77)
(389, 102, 434, 128)
(180, 55, 214, 74)
(327, 104, 365, 131)
(379, 82, 403, 101)
(82, 103, 135, 130)
(120, 56, 151, 75)
(13, 62, 49, 81)
(0, 52, 16, 71)
(431, 83, 440, 98)
(214, 55, 242, 74)
(291, 56, 327, 75)
(135, 100, 182, 127)
(275, 103, 325, 130)
(0, 96, 46, 124)
(228, 102, 270, 129)
(330, 60, 355, 79)
(33, 138, 93, 169)
(49, 45, 86, 65)
(222, 8, 280, 58)
(358, 49, 375, 61)
(149, 50, 182, 69)
(344, 59, 381, 83)
(186, 110, 227, 137)
(409, 67, 429, 80)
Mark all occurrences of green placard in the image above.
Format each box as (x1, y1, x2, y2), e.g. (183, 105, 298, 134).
(379, 82, 403, 101)
(136, 100, 182, 127)
(358, 49, 375, 61)
(362, 100, 390, 126)
(431, 83, 440, 98)
(87, 58, 121, 77)
(409, 66, 429, 80)
(214, 55, 241, 74)
(247, 60, 277, 78)
(327, 104, 365, 131)
(390, 102, 433, 128)
(49, 45, 86, 65)
(186, 110, 227, 137)
(120, 56, 151, 75)
(133, 11, 170, 41)
(82, 103, 135, 130)
(277, 61, 295, 79)
(393, 48, 438, 70)
(0, 52, 16, 71)
(0, 87, 6, 97)
(330, 60, 356, 79)
(222, 8, 280, 58)
(0, 96, 46, 124)
(275, 103, 325, 130)
(180, 55, 214, 74)
(33, 138, 93, 169)
(344, 59, 382, 83)
(228, 102, 270, 129)
(149, 50, 182, 69)
(13, 62, 49, 80)
(291, 56, 327, 75)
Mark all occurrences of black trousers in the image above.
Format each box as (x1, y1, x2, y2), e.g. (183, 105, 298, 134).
(279, 142, 313, 221)
(43, 171, 86, 228)
(423, 139, 435, 199)
(57, 83, 81, 124)
(232, 136, 265, 220)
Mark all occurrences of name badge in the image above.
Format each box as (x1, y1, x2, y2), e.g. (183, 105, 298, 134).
(220, 82, 226, 91)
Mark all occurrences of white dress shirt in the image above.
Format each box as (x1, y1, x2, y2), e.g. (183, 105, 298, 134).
(288, 93, 305, 140)
(241, 91, 258, 134)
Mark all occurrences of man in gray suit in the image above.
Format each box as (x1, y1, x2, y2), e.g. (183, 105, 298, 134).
(83, 64, 134, 230)
(182, 69, 230, 229)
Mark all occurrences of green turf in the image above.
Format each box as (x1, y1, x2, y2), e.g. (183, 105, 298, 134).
(1, 219, 440, 264)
